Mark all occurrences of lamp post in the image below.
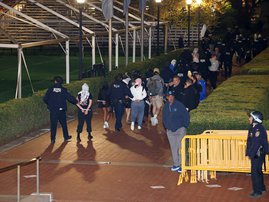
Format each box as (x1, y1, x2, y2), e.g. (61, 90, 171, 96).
(77, 0, 85, 80)
(186, 0, 192, 47)
(197, 0, 202, 47)
(155, 0, 162, 56)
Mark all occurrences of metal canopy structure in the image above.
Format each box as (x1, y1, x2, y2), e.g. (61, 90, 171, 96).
(0, 0, 168, 99)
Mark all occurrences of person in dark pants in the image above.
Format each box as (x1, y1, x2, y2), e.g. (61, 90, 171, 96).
(76, 83, 93, 142)
(162, 89, 190, 173)
(109, 74, 132, 132)
(43, 76, 77, 144)
(223, 47, 233, 78)
(246, 111, 269, 199)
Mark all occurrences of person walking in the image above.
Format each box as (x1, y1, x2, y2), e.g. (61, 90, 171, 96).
(147, 68, 164, 126)
(246, 111, 269, 199)
(130, 78, 147, 130)
(76, 83, 93, 142)
(109, 74, 132, 132)
(162, 90, 190, 173)
(97, 82, 111, 129)
(43, 76, 77, 144)
(208, 54, 220, 90)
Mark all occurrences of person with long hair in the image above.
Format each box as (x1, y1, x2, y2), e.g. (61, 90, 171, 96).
(97, 82, 111, 129)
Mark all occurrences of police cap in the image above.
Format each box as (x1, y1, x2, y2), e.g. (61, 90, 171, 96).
(52, 76, 63, 84)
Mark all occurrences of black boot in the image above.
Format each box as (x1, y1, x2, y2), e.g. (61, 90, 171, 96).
(88, 132, 93, 140)
(77, 133, 81, 142)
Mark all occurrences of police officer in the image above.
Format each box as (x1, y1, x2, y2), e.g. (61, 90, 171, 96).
(246, 111, 269, 198)
(223, 46, 233, 78)
(109, 73, 132, 132)
(43, 76, 77, 144)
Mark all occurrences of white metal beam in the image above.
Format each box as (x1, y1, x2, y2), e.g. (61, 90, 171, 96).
(106, 0, 150, 26)
(86, 1, 135, 28)
(132, 30, 136, 63)
(15, 48, 22, 99)
(0, 44, 19, 48)
(56, 0, 117, 31)
(66, 40, 70, 84)
(0, 2, 67, 38)
(115, 33, 119, 68)
(27, 0, 94, 34)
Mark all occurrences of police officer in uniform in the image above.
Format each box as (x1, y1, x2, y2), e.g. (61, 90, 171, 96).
(246, 111, 269, 198)
(109, 74, 132, 132)
(43, 76, 77, 144)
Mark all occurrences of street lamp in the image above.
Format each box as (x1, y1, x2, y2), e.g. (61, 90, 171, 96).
(186, 0, 192, 47)
(77, 0, 85, 80)
(155, 0, 162, 56)
(197, 0, 202, 47)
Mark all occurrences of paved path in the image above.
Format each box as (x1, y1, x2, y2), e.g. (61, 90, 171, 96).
(0, 109, 268, 202)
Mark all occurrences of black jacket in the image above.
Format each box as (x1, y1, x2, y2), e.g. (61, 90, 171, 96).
(43, 83, 77, 112)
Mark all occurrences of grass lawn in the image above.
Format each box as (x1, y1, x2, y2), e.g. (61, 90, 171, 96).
(0, 54, 130, 103)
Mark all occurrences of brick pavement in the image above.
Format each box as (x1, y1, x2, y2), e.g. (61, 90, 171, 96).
(0, 110, 268, 202)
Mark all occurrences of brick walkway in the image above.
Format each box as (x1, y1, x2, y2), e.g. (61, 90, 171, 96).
(0, 109, 268, 202)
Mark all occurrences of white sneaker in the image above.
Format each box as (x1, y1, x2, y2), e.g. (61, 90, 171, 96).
(105, 121, 109, 128)
(103, 121, 109, 129)
(137, 126, 142, 130)
(150, 117, 156, 126)
(154, 117, 158, 125)
(131, 122, 135, 131)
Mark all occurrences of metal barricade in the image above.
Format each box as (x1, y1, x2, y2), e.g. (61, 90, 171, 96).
(178, 130, 269, 185)
(0, 157, 42, 201)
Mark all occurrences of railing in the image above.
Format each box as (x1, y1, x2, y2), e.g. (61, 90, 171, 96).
(0, 156, 41, 202)
(178, 130, 269, 185)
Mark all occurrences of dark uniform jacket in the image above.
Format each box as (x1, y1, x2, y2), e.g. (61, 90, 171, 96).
(162, 100, 190, 132)
(43, 83, 77, 112)
(109, 80, 132, 103)
(246, 123, 269, 159)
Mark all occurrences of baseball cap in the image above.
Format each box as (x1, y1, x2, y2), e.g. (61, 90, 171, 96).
(165, 89, 175, 96)
(153, 68, 160, 74)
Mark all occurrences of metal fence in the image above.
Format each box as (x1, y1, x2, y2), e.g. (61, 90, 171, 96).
(178, 130, 269, 185)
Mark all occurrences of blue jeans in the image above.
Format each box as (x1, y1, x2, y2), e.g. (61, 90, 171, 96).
(131, 101, 145, 126)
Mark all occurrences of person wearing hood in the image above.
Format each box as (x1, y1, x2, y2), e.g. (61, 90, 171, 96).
(76, 83, 93, 142)
(43, 76, 77, 144)
(161, 59, 178, 85)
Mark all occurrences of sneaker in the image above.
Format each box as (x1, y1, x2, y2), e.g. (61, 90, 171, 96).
(154, 117, 158, 125)
(177, 167, 182, 173)
(64, 135, 72, 142)
(249, 192, 262, 199)
(88, 133, 93, 140)
(115, 128, 121, 132)
(131, 123, 135, 131)
(171, 166, 180, 172)
(105, 121, 109, 128)
(137, 126, 142, 130)
(151, 117, 156, 126)
(103, 121, 109, 129)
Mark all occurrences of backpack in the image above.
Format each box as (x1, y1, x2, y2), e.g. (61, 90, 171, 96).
(147, 78, 161, 96)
